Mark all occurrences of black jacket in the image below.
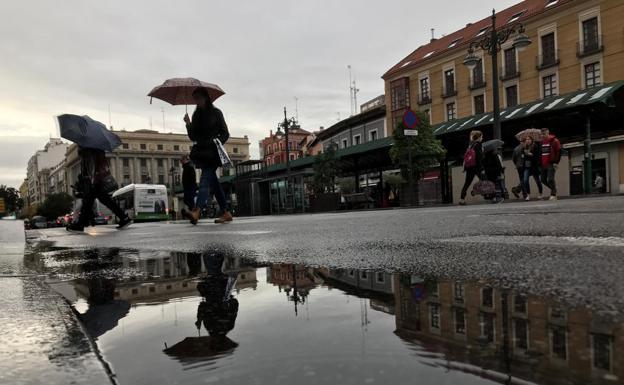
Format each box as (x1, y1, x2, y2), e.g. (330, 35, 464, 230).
(483, 151, 503, 181)
(512, 144, 524, 170)
(186, 106, 230, 169)
(182, 162, 197, 191)
(521, 142, 541, 171)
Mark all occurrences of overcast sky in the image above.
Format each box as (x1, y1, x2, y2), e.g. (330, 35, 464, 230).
(0, 0, 518, 189)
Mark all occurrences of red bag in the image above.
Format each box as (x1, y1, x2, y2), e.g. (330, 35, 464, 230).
(464, 145, 477, 169)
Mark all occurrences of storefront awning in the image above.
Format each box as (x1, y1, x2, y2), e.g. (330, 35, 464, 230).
(432, 81, 624, 136)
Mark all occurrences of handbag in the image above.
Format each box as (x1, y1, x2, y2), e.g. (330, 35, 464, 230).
(100, 174, 119, 194)
(472, 180, 496, 196)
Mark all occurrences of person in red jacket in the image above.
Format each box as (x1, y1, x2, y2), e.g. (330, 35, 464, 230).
(540, 128, 561, 200)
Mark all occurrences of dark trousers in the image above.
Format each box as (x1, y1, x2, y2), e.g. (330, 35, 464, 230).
(522, 168, 543, 197)
(183, 189, 196, 210)
(514, 168, 523, 191)
(78, 184, 125, 226)
(460, 168, 481, 199)
(541, 165, 557, 196)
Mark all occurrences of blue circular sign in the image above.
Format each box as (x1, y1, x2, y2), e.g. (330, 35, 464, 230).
(403, 109, 419, 129)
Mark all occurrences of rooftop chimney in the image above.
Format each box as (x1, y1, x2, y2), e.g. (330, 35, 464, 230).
(430, 28, 437, 43)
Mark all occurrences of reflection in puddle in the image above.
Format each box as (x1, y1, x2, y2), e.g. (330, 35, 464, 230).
(31, 248, 622, 385)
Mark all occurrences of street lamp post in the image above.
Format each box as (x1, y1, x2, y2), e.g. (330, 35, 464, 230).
(463, 9, 532, 140)
(277, 107, 297, 212)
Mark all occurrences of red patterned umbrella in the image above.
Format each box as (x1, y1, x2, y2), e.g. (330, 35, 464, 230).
(148, 77, 225, 105)
(515, 128, 542, 142)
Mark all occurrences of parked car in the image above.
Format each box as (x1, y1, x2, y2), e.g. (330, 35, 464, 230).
(93, 213, 110, 225)
(31, 216, 48, 229)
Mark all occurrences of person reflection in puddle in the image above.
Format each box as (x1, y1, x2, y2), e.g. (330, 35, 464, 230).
(194, 253, 239, 351)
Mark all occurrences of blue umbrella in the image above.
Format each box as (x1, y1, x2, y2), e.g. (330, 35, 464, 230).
(57, 114, 122, 152)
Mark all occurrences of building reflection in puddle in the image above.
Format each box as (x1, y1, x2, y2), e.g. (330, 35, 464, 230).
(393, 274, 622, 384)
(33, 247, 623, 384)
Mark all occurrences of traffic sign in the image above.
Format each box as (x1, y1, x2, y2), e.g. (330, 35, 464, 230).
(402, 109, 419, 129)
(404, 129, 419, 136)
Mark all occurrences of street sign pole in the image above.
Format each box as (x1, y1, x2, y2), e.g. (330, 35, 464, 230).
(402, 109, 419, 206)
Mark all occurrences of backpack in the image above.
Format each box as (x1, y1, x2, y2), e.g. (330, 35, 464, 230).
(463, 143, 477, 169)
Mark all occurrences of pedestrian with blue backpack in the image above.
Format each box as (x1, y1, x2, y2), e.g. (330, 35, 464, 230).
(459, 130, 484, 205)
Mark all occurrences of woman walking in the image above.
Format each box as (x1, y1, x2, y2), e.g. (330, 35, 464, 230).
(459, 130, 484, 205)
(521, 137, 543, 200)
(184, 88, 233, 224)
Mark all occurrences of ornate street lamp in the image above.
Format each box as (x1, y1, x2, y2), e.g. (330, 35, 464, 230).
(463, 9, 532, 140)
(276, 107, 298, 212)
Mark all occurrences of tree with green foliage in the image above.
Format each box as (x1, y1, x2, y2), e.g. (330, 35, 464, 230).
(389, 111, 446, 204)
(0, 185, 24, 214)
(312, 144, 339, 194)
(37, 193, 74, 220)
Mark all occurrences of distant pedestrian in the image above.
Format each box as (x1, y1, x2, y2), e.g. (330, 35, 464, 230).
(511, 140, 525, 199)
(459, 130, 484, 205)
(594, 173, 604, 193)
(520, 137, 543, 201)
(67, 147, 132, 232)
(180, 155, 198, 224)
(540, 128, 561, 200)
(184, 87, 233, 224)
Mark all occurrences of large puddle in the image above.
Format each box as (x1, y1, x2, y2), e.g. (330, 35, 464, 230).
(25, 248, 622, 385)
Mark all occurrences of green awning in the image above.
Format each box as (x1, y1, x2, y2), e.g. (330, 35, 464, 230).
(263, 136, 394, 174)
(432, 80, 624, 136)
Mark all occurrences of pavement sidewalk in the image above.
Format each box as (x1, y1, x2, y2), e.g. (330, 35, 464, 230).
(0, 220, 114, 385)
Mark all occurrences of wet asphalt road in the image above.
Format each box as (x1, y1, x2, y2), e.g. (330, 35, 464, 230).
(28, 196, 624, 317)
(0, 220, 113, 385)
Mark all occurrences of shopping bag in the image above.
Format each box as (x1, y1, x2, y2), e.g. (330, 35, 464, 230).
(213, 138, 233, 168)
(472, 180, 496, 196)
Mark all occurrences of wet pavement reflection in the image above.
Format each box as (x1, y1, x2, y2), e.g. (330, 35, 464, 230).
(26, 247, 623, 385)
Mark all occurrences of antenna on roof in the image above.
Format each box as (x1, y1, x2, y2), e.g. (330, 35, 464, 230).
(294, 96, 299, 123)
(108, 104, 112, 129)
(347, 65, 359, 116)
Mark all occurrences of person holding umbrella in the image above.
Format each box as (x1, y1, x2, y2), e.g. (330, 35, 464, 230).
(58, 114, 132, 232)
(184, 88, 232, 224)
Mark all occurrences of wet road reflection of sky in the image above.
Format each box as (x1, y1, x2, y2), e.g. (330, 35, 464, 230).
(32, 248, 622, 385)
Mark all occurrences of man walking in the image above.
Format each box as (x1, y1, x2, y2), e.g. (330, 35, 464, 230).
(540, 128, 561, 200)
(180, 155, 198, 224)
(67, 147, 132, 232)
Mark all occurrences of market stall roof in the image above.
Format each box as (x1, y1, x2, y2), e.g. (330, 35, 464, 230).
(263, 136, 394, 175)
(432, 81, 624, 137)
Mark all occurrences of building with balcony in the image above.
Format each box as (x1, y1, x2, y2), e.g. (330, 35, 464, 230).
(260, 126, 311, 166)
(383, 0, 624, 201)
(26, 138, 69, 207)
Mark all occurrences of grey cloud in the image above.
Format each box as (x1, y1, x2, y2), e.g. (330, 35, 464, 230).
(1, 0, 518, 186)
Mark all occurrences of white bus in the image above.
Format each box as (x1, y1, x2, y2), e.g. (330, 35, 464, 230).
(112, 184, 169, 222)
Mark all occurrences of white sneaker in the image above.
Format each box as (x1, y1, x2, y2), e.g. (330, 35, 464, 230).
(549, 195, 558, 201)
(525, 196, 530, 201)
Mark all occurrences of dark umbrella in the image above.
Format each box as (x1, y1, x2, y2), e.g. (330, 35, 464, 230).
(148, 78, 225, 106)
(57, 114, 121, 152)
(482, 139, 505, 153)
(163, 336, 238, 363)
